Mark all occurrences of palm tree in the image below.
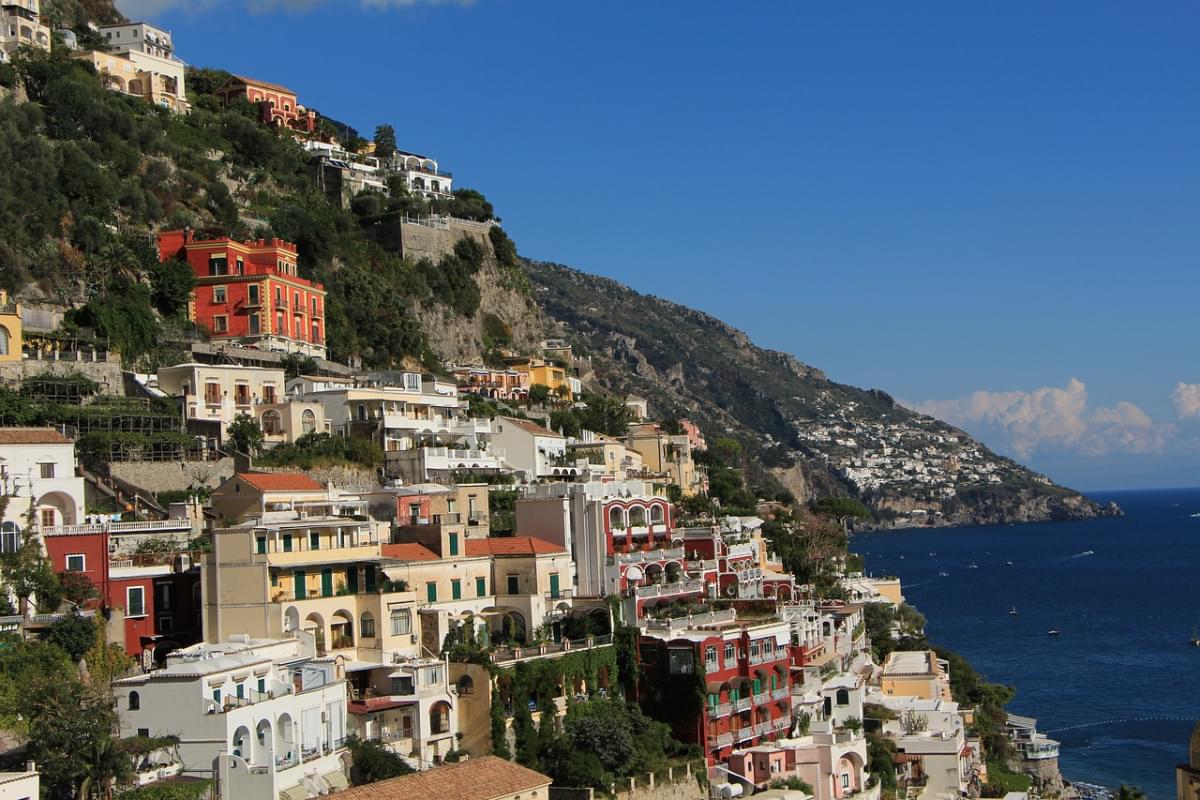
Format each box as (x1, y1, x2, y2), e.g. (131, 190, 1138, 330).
(1117, 785, 1146, 800)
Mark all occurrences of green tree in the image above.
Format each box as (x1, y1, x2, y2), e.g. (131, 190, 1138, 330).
(528, 384, 551, 406)
(2, 529, 63, 615)
(148, 257, 196, 318)
(26, 674, 128, 799)
(43, 611, 97, 662)
(280, 352, 319, 380)
(59, 569, 98, 606)
(1117, 786, 1146, 800)
(345, 736, 414, 785)
(811, 496, 870, 530)
(373, 124, 396, 160)
(225, 413, 264, 455)
(0, 640, 72, 733)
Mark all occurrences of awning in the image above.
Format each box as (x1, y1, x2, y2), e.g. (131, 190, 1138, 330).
(342, 660, 378, 673)
(323, 770, 350, 791)
(279, 785, 310, 800)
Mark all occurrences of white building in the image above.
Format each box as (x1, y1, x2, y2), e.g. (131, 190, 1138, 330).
(112, 635, 349, 800)
(388, 151, 453, 199)
(0, 765, 39, 800)
(100, 21, 175, 59)
(492, 416, 568, 481)
(289, 372, 503, 482)
(0, 428, 85, 543)
(0, 0, 50, 61)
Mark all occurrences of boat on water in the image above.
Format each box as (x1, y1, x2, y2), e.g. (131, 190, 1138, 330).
(1009, 606, 1018, 616)
(1191, 626, 1200, 647)
(1048, 629, 1061, 636)
(1005, 560, 1014, 566)
(967, 561, 979, 569)
(1191, 512, 1200, 518)
(938, 570, 949, 577)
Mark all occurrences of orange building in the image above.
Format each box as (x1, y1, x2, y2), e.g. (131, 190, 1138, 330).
(157, 229, 328, 358)
(214, 75, 317, 133)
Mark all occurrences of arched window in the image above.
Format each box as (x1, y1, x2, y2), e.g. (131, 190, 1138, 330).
(836, 688, 850, 706)
(128, 691, 140, 711)
(301, 409, 317, 435)
(0, 325, 9, 356)
(261, 410, 283, 435)
(359, 612, 375, 639)
(628, 506, 646, 527)
(429, 702, 450, 734)
(650, 504, 664, 524)
(456, 675, 474, 695)
(608, 507, 624, 530)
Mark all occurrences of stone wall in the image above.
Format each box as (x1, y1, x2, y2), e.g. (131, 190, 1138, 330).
(398, 218, 492, 263)
(550, 766, 707, 800)
(252, 463, 382, 493)
(110, 458, 236, 496)
(1021, 755, 1065, 794)
(0, 357, 124, 394)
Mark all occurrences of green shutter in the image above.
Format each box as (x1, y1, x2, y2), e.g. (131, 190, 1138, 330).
(549, 573, 560, 599)
(347, 566, 358, 594)
(293, 570, 306, 600)
(426, 582, 437, 603)
(476, 577, 486, 597)
(256, 536, 266, 554)
(452, 579, 462, 600)
(282, 534, 292, 552)
(448, 533, 459, 556)
(321, 568, 333, 597)
(364, 565, 377, 593)
(753, 679, 761, 695)
(309, 532, 320, 550)
(507, 575, 519, 595)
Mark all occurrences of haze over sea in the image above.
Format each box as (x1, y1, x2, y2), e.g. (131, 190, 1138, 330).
(857, 488, 1200, 799)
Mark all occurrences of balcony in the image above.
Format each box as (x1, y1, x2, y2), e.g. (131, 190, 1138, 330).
(706, 732, 733, 749)
(732, 697, 752, 713)
(544, 588, 573, 601)
(419, 447, 505, 472)
(43, 518, 193, 537)
(709, 702, 733, 719)
(752, 691, 770, 705)
(726, 542, 756, 559)
(633, 578, 706, 600)
(489, 635, 612, 667)
(736, 726, 757, 743)
(772, 687, 790, 701)
(614, 547, 685, 565)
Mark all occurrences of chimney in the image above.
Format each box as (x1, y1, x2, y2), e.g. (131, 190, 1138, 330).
(25, 761, 35, 773)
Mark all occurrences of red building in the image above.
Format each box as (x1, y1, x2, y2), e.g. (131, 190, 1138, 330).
(157, 229, 328, 359)
(214, 75, 318, 133)
(636, 612, 794, 766)
(44, 528, 201, 663)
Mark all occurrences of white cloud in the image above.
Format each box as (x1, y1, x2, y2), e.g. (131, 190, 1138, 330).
(914, 378, 1175, 459)
(117, 0, 472, 16)
(1172, 383, 1200, 419)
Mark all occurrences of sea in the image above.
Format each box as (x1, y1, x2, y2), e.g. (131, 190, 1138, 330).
(855, 487, 1200, 800)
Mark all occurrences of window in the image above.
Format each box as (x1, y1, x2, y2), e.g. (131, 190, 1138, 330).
(235, 682, 245, 699)
(212, 688, 221, 705)
(248, 313, 260, 335)
(750, 641, 760, 659)
(158, 583, 172, 611)
(724, 642, 734, 666)
(159, 616, 173, 632)
(39, 462, 55, 479)
(213, 286, 227, 304)
(40, 509, 55, 528)
(426, 582, 437, 603)
(247, 284, 260, 305)
(841, 774, 850, 789)
(506, 575, 519, 595)
(204, 382, 221, 406)
(448, 533, 458, 556)
(309, 531, 320, 550)
(138, 728, 150, 738)
(256, 535, 267, 555)
(212, 315, 228, 333)
(282, 534, 293, 552)
(209, 256, 228, 276)
(360, 612, 375, 638)
(457, 675, 474, 695)
(548, 573, 560, 599)
(836, 688, 850, 706)
(301, 409, 317, 435)
(128, 692, 140, 710)
(390, 608, 411, 635)
(234, 383, 251, 407)
(66, 554, 85, 572)
(705, 647, 717, 668)
(451, 579, 461, 600)
(476, 576, 487, 597)
(262, 385, 277, 404)
(127, 586, 146, 617)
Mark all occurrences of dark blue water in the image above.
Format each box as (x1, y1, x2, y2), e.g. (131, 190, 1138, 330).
(856, 488, 1200, 800)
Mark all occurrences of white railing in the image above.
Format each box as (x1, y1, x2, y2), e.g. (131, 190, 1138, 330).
(634, 578, 706, 599)
(772, 687, 790, 701)
(732, 697, 752, 712)
(726, 542, 756, 559)
(44, 518, 192, 537)
(707, 732, 733, 749)
(686, 559, 720, 573)
(710, 702, 732, 718)
(752, 692, 770, 705)
(617, 547, 685, 564)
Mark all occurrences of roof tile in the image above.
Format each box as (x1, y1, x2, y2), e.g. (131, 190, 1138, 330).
(237, 472, 324, 492)
(329, 757, 550, 800)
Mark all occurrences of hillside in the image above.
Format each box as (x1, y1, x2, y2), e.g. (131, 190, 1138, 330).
(525, 261, 1117, 527)
(0, 7, 1117, 528)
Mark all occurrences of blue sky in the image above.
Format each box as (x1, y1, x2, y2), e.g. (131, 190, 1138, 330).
(119, 0, 1200, 490)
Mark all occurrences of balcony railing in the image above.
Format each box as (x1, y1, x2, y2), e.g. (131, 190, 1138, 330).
(772, 687, 790, 701)
(43, 518, 193, 536)
(634, 578, 705, 600)
(752, 691, 770, 705)
(736, 726, 757, 742)
(615, 547, 685, 565)
(732, 697, 751, 713)
(709, 702, 733, 718)
(544, 588, 573, 601)
(706, 732, 733, 749)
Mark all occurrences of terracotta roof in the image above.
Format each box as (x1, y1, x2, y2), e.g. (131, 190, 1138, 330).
(236, 472, 323, 492)
(464, 536, 565, 557)
(228, 75, 297, 96)
(330, 756, 550, 800)
(0, 427, 72, 445)
(381, 543, 439, 562)
(499, 416, 563, 438)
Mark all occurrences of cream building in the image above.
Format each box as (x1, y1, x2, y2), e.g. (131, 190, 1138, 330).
(625, 422, 705, 496)
(880, 650, 953, 702)
(0, 0, 49, 61)
(158, 363, 291, 446)
(0, 766, 39, 800)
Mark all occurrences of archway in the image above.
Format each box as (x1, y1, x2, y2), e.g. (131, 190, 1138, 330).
(255, 719, 273, 764)
(275, 713, 295, 766)
(261, 409, 283, 435)
(36, 490, 78, 527)
(301, 409, 317, 435)
(283, 606, 300, 633)
(331, 610, 354, 650)
(0, 324, 10, 356)
(303, 612, 326, 655)
(628, 506, 646, 528)
(231, 725, 251, 759)
(429, 701, 451, 735)
(665, 562, 683, 583)
(608, 506, 625, 530)
(834, 751, 865, 796)
(644, 563, 664, 585)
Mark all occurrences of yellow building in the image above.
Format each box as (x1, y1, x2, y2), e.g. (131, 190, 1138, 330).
(74, 49, 189, 112)
(625, 422, 705, 496)
(880, 650, 954, 702)
(508, 356, 572, 400)
(1180, 722, 1200, 800)
(0, 290, 21, 363)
